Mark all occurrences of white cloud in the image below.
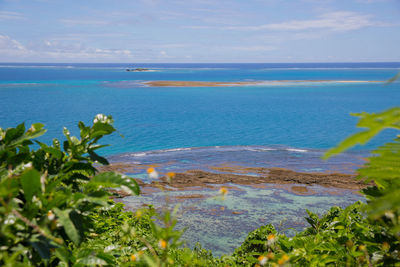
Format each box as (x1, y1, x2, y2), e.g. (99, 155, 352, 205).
(0, 35, 135, 61)
(38, 41, 133, 59)
(0, 11, 26, 20)
(184, 11, 389, 33)
(224, 11, 375, 32)
(0, 35, 30, 59)
(0, 35, 26, 50)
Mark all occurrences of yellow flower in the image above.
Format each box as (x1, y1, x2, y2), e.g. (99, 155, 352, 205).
(159, 239, 167, 249)
(147, 167, 159, 179)
(219, 187, 228, 196)
(131, 251, 144, 261)
(166, 172, 175, 182)
(278, 254, 289, 265)
(258, 255, 267, 265)
(359, 245, 366, 251)
(166, 172, 175, 178)
(267, 233, 276, 246)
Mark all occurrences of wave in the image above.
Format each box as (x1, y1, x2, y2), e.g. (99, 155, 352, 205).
(107, 145, 367, 175)
(286, 148, 308, 153)
(0, 82, 41, 87)
(115, 145, 314, 158)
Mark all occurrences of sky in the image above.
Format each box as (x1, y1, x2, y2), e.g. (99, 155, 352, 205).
(0, 0, 399, 63)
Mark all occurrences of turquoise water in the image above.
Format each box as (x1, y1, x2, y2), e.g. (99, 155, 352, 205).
(1, 63, 398, 255)
(122, 184, 363, 256)
(1, 63, 399, 155)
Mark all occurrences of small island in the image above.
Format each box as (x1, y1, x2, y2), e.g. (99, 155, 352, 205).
(126, 67, 151, 72)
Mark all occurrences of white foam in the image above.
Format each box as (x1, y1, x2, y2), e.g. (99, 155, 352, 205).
(131, 152, 147, 157)
(162, 147, 192, 152)
(246, 148, 276, 152)
(286, 148, 308, 153)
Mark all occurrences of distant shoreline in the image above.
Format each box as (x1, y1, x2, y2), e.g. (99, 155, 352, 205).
(144, 80, 384, 87)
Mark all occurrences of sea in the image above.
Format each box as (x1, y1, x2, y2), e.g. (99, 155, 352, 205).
(1, 62, 399, 255)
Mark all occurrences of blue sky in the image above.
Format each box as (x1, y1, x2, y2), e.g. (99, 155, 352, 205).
(0, 0, 399, 63)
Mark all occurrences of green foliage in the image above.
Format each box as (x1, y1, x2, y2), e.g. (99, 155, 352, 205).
(80, 201, 218, 266)
(0, 115, 140, 266)
(324, 107, 400, 238)
(218, 203, 397, 266)
(323, 107, 400, 159)
(230, 224, 277, 265)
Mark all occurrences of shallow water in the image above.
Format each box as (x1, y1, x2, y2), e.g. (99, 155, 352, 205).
(114, 145, 366, 255)
(122, 183, 363, 256)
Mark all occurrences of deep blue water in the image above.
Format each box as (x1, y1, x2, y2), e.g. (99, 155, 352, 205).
(0, 62, 399, 157)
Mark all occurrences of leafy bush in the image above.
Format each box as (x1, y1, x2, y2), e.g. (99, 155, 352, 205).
(226, 202, 398, 266)
(0, 115, 140, 266)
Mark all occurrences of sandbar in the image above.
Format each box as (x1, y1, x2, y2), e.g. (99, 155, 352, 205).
(144, 80, 383, 87)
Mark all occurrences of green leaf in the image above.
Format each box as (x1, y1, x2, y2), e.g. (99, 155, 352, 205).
(0, 176, 19, 197)
(55, 247, 71, 264)
(324, 108, 400, 159)
(20, 169, 41, 202)
(4, 123, 25, 142)
(54, 209, 81, 245)
(42, 147, 63, 159)
(88, 150, 109, 165)
(30, 236, 57, 260)
(9, 123, 46, 147)
(89, 172, 140, 195)
(90, 123, 116, 139)
(386, 71, 400, 84)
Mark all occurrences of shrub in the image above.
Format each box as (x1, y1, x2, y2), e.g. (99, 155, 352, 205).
(0, 115, 139, 266)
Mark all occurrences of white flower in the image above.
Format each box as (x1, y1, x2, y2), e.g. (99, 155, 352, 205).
(47, 210, 55, 220)
(23, 162, 32, 169)
(93, 114, 113, 124)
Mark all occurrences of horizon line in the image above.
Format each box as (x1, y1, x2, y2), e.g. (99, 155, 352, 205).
(1, 61, 400, 64)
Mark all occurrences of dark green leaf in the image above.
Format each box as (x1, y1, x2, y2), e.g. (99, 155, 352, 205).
(88, 150, 109, 165)
(20, 169, 41, 202)
(54, 208, 81, 245)
(90, 172, 140, 195)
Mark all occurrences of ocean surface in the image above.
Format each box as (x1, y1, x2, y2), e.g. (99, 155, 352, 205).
(1, 62, 399, 156)
(1, 62, 399, 255)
